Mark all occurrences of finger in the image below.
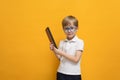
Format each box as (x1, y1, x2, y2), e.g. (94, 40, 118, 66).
(50, 44, 54, 50)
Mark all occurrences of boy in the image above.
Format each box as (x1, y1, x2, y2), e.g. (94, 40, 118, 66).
(50, 15, 84, 80)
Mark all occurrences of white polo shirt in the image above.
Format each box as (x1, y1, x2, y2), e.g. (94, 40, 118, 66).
(57, 35, 84, 75)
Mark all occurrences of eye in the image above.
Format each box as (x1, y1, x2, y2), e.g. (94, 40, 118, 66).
(65, 27, 70, 30)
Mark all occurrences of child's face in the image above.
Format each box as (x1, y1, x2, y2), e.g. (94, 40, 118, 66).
(63, 24, 77, 40)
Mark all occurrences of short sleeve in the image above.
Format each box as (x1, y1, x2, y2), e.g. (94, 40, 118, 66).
(75, 40, 84, 52)
(58, 40, 63, 51)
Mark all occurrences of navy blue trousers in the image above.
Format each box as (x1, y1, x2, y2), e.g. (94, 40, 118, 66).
(57, 72, 81, 80)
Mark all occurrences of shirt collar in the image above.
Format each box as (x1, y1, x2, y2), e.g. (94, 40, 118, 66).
(64, 35, 78, 42)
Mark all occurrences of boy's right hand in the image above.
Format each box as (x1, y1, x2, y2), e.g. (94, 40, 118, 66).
(50, 43, 55, 50)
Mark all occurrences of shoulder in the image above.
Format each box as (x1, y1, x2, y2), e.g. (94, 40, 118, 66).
(59, 40, 64, 43)
(76, 36, 84, 44)
(59, 40, 65, 45)
(75, 37, 84, 51)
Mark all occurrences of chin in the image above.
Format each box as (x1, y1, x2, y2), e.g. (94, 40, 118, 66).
(67, 35, 75, 39)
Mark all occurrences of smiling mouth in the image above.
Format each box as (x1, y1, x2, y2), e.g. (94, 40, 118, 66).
(67, 34, 73, 35)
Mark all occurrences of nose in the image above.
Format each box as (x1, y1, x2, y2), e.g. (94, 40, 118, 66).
(68, 29, 71, 33)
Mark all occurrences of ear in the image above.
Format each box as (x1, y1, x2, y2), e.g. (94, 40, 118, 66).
(75, 29, 78, 32)
(76, 26, 78, 30)
(75, 27, 78, 32)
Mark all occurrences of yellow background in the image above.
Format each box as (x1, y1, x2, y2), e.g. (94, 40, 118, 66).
(0, 0, 120, 80)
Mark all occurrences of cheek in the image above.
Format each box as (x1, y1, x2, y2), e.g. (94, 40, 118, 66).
(71, 32, 76, 35)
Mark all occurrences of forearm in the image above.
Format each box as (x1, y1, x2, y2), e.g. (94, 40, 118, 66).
(54, 48, 81, 63)
(50, 44, 82, 62)
(53, 50, 61, 60)
(60, 51, 79, 63)
(50, 43, 61, 60)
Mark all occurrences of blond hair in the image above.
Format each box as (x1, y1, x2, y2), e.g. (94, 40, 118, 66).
(62, 15, 78, 28)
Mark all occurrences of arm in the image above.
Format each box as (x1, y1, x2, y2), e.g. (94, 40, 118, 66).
(50, 43, 82, 63)
(54, 48, 82, 63)
(50, 43, 61, 60)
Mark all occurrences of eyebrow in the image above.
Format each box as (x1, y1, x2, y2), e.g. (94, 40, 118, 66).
(64, 26, 76, 28)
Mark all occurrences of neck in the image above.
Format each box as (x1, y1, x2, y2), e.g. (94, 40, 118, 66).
(67, 35, 75, 40)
